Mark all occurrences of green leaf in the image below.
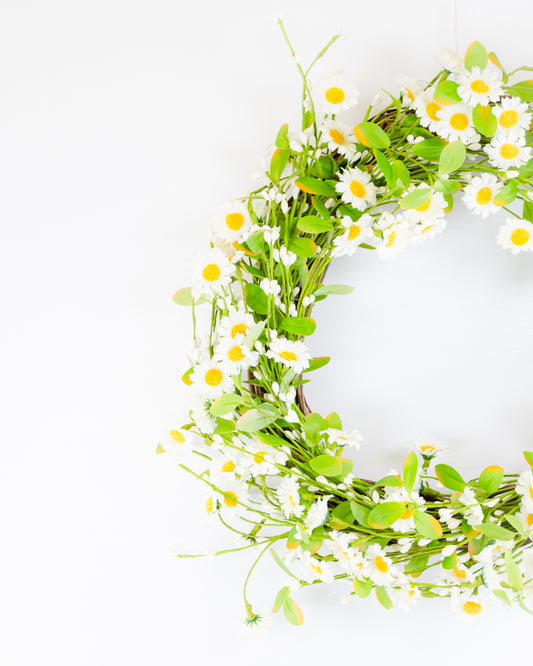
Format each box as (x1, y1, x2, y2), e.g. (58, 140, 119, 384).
(464, 40, 488, 70)
(506, 514, 525, 535)
(337, 456, 354, 478)
(214, 417, 236, 434)
(475, 523, 515, 541)
(314, 284, 354, 296)
(243, 321, 265, 350)
(433, 80, 462, 105)
(367, 502, 407, 529)
(283, 595, 304, 625)
(505, 550, 523, 592)
(209, 393, 244, 416)
(280, 316, 316, 336)
(400, 188, 432, 210)
(414, 510, 443, 539)
(295, 177, 336, 197)
(325, 411, 342, 430)
(403, 452, 419, 494)
(237, 407, 278, 432)
(391, 159, 410, 189)
(309, 155, 336, 179)
(287, 237, 317, 258)
(272, 586, 290, 613)
(353, 122, 390, 149)
(353, 577, 373, 598)
(438, 140, 466, 174)
(411, 138, 446, 161)
(351, 503, 370, 528)
(243, 229, 266, 255)
(524, 451, 533, 468)
(404, 554, 429, 575)
(478, 465, 504, 495)
(505, 80, 533, 103)
(311, 195, 330, 220)
(304, 412, 326, 435)
(244, 282, 269, 315)
(434, 179, 462, 195)
(270, 148, 290, 183)
(302, 356, 330, 373)
(375, 586, 393, 609)
(523, 201, 533, 223)
(338, 205, 363, 222)
(472, 104, 497, 137)
(435, 463, 466, 491)
(330, 501, 357, 528)
(275, 123, 289, 150)
(270, 548, 297, 578)
(374, 149, 392, 185)
(492, 180, 518, 207)
(374, 474, 403, 488)
(493, 589, 512, 607)
(309, 454, 341, 477)
(172, 287, 193, 306)
(488, 52, 507, 82)
(442, 552, 458, 570)
(296, 215, 334, 234)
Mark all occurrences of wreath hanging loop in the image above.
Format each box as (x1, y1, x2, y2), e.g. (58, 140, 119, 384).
(162, 22, 533, 628)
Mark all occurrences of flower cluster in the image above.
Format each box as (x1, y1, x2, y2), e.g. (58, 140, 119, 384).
(162, 25, 533, 629)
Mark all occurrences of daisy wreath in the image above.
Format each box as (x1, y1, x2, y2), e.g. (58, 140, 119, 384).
(162, 23, 533, 627)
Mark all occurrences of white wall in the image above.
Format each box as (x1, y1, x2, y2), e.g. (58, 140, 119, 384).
(1, 1, 532, 664)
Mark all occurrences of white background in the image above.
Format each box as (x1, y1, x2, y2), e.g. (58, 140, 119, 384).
(1, 0, 533, 663)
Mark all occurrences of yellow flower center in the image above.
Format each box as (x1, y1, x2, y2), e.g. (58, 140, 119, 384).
(206, 497, 214, 513)
(325, 86, 345, 104)
(450, 112, 469, 130)
(415, 199, 431, 212)
(349, 180, 366, 198)
(510, 228, 529, 246)
(347, 224, 360, 240)
(476, 187, 493, 205)
(310, 562, 323, 574)
(462, 600, 482, 615)
(385, 230, 396, 247)
(401, 509, 414, 520)
(223, 491, 238, 508)
(253, 451, 269, 464)
(329, 128, 345, 145)
(405, 87, 415, 102)
(202, 263, 221, 282)
(527, 514, 533, 527)
(421, 445, 435, 453)
(453, 566, 466, 580)
(529, 487, 533, 500)
(470, 79, 489, 94)
(221, 460, 236, 473)
(499, 143, 519, 160)
(225, 212, 245, 230)
(279, 351, 297, 362)
(426, 102, 441, 121)
(230, 323, 247, 337)
(170, 429, 186, 443)
(228, 345, 245, 362)
(205, 368, 223, 386)
(375, 556, 389, 573)
(499, 109, 519, 128)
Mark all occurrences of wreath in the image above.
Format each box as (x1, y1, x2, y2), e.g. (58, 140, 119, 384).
(160, 22, 533, 628)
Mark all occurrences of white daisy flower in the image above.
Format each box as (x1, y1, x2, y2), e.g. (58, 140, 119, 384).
(335, 167, 377, 210)
(412, 440, 448, 458)
(393, 582, 421, 610)
(328, 532, 365, 575)
(277, 476, 304, 518)
(375, 213, 410, 259)
(320, 119, 357, 157)
(435, 102, 477, 143)
(219, 305, 256, 340)
(365, 544, 398, 586)
(457, 66, 503, 106)
(516, 470, 533, 507)
(485, 131, 532, 170)
(212, 201, 252, 243)
(435, 48, 464, 74)
(326, 428, 364, 449)
(331, 214, 374, 257)
(244, 440, 288, 476)
(493, 97, 532, 135)
(191, 248, 236, 298)
(413, 87, 444, 134)
(457, 487, 484, 527)
(304, 495, 331, 532)
(156, 427, 194, 459)
(210, 450, 246, 480)
(496, 218, 533, 254)
(439, 562, 477, 586)
(402, 185, 447, 226)
(451, 590, 489, 622)
(297, 551, 334, 583)
(397, 76, 424, 108)
(214, 333, 259, 373)
(462, 173, 503, 218)
(190, 394, 217, 434)
(515, 506, 533, 535)
(190, 359, 234, 399)
(315, 74, 360, 114)
(217, 477, 250, 515)
(266, 336, 310, 373)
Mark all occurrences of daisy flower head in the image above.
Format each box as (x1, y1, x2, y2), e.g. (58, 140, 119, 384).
(452, 590, 489, 623)
(335, 167, 377, 210)
(435, 103, 476, 143)
(191, 248, 236, 298)
(516, 506, 533, 535)
(236, 606, 273, 635)
(245, 439, 288, 477)
(320, 119, 357, 157)
(212, 200, 252, 244)
(304, 495, 332, 532)
(375, 212, 410, 260)
(190, 394, 216, 434)
(210, 449, 246, 480)
(493, 96, 532, 136)
(402, 185, 447, 226)
(516, 470, 533, 507)
(393, 582, 422, 610)
(457, 66, 503, 106)
(412, 440, 448, 460)
(397, 76, 424, 108)
(435, 48, 464, 74)
(326, 428, 363, 449)
(410, 216, 448, 244)
(297, 551, 334, 583)
(156, 427, 194, 460)
(217, 477, 250, 515)
(219, 304, 255, 340)
(315, 74, 360, 114)
(332, 214, 373, 257)
(266, 336, 310, 374)
(365, 543, 398, 586)
(277, 475, 304, 518)
(462, 173, 503, 218)
(214, 333, 259, 373)
(190, 359, 234, 399)
(496, 218, 533, 254)
(485, 130, 532, 170)
(413, 87, 444, 134)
